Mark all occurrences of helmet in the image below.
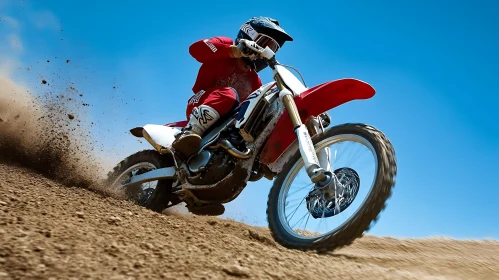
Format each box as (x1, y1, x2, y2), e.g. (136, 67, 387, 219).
(235, 16, 293, 72)
(235, 16, 293, 53)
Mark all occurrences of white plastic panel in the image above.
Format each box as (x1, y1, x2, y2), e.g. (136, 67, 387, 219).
(235, 82, 275, 128)
(142, 124, 181, 149)
(275, 65, 308, 96)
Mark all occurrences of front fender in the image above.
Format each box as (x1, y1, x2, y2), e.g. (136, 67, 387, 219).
(259, 78, 375, 164)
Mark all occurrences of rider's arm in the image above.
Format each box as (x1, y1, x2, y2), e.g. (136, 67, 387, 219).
(189, 36, 242, 63)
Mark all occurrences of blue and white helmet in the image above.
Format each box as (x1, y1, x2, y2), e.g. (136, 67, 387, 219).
(235, 16, 293, 71)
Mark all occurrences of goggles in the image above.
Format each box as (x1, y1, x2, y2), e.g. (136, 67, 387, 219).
(254, 34, 281, 53)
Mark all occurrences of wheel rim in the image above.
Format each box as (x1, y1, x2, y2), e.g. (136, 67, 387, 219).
(277, 133, 379, 240)
(110, 162, 158, 205)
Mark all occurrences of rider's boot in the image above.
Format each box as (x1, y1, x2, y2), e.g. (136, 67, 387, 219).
(172, 105, 220, 161)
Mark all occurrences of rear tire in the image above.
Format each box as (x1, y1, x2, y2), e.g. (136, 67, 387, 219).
(266, 123, 397, 252)
(106, 150, 176, 213)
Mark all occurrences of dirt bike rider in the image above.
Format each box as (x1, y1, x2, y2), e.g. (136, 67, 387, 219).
(171, 16, 293, 161)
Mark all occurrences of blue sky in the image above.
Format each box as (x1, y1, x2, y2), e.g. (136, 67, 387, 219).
(1, 0, 498, 239)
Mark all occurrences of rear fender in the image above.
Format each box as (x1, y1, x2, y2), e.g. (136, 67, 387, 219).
(164, 120, 188, 128)
(130, 124, 181, 153)
(259, 78, 375, 165)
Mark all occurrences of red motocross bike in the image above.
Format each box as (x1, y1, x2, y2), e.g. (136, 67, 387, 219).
(107, 39, 397, 251)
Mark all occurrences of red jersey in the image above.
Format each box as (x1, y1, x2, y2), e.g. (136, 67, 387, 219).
(189, 36, 262, 102)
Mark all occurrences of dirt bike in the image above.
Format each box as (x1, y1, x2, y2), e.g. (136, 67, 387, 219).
(107, 40, 397, 251)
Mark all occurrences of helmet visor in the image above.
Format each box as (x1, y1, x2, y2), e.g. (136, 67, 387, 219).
(254, 34, 280, 53)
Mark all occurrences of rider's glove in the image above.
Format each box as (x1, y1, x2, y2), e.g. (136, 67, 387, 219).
(230, 39, 262, 59)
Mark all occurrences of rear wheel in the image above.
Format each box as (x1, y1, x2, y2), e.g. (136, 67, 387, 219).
(106, 150, 177, 213)
(266, 123, 397, 251)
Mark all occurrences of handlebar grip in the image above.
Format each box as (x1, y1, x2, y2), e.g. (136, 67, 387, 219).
(237, 39, 275, 60)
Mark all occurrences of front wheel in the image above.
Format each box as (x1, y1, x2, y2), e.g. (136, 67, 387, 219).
(106, 150, 177, 213)
(266, 123, 397, 252)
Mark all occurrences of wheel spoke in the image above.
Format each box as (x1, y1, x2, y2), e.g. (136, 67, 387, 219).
(287, 182, 314, 196)
(292, 210, 311, 230)
(286, 196, 306, 221)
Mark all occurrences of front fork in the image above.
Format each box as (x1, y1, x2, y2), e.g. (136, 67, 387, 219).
(279, 88, 332, 183)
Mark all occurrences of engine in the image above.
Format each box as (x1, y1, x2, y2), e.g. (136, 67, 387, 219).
(186, 142, 237, 186)
(185, 85, 280, 186)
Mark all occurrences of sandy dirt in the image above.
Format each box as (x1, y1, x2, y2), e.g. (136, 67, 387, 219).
(0, 163, 498, 280)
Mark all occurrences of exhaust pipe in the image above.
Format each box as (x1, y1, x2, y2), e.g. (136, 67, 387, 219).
(210, 139, 252, 159)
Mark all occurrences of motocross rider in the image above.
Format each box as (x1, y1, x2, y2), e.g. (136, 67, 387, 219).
(171, 16, 294, 161)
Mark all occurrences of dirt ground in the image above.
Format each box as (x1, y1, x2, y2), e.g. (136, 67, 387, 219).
(0, 162, 498, 280)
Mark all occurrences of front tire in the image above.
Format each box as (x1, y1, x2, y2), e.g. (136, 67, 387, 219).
(266, 123, 397, 252)
(106, 150, 176, 213)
